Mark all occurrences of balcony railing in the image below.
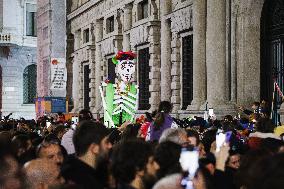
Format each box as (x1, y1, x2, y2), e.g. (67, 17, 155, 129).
(0, 33, 11, 43)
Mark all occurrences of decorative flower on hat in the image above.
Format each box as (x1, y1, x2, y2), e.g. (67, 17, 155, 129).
(112, 51, 137, 65)
(113, 51, 137, 82)
(105, 78, 110, 84)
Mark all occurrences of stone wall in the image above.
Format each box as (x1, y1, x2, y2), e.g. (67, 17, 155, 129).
(0, 46, 37, 119)
(50, 0, 66, 97)
(234, 0, 264, 106)
(37, 0, 66, 98)
(0, 0, 37, 119)
(67, 0, 268, 118)
(37, 0, 50, 97)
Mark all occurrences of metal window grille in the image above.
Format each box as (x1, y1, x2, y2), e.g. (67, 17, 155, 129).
(182, 35, 193, 110)
(23, 64, 37, 104)
(138, 48, 151, 110)
(261, 0, 284, 125)
(83, 64, 90, 109)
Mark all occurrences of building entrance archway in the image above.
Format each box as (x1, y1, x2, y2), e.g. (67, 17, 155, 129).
(260, 0, 284, 123)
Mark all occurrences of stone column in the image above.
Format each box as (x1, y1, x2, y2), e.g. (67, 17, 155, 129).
(89, 45, 96, 111)
(94, 44, 103, 114)
(94, 19, 103, 114)
(123, 3, 132, 31)
(148, 21, 161, 111)
(123, 33, 130, 51)
(230, 0, 237, 103)
(123, 4, 132, 51)
(78, 54, 84, 110)
(188, 0, 206, 110)
(160, 0, 172, 101)
(72, 53, 80, 112)
(171, 35, 181, 113)
(89, 23, 96, 112)
(66, 57, 73, 111)
(206, 0, 228, 108)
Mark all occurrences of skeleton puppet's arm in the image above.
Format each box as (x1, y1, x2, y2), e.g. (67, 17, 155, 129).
(99, 82, 115, 128)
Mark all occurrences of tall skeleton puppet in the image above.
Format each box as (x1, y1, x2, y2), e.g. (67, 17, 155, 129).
(100, 51, 139, 128)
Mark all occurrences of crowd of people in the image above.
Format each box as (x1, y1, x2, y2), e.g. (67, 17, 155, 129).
(1, 101, 284, 189)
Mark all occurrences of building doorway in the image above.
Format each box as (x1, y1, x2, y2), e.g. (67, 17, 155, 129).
(260, 0, 284, 124)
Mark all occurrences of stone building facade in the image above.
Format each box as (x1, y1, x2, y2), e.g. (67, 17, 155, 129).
(66, 0, 284, 119)
(0, 0, 37, 119)
(37, 0, 66, 98)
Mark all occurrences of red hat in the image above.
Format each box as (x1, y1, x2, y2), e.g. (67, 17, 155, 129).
(112, 51, 136, 65)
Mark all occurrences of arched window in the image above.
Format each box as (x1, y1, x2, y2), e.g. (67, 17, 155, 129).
(23, 64, 37, 104)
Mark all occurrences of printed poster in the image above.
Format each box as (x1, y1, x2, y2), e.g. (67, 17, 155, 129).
(50, 58, 67, 96)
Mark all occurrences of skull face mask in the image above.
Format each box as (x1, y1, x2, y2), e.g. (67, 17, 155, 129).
(112, 51, 137, 83)
(117, 59, 135, 82)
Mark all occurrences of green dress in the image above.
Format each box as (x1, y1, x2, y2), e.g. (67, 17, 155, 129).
(104, 83, 137, 128)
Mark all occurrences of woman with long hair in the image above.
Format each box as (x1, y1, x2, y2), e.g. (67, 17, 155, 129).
(148, 101, 176, 142)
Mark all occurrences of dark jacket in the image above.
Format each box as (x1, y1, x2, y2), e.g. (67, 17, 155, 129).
(117, 183, 136, 189)
(61, 155, 104, 189)
(225, 166, 238, 189)
(214, 169, 233, 189)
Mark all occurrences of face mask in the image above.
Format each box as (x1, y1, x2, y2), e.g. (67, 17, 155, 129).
(117, 59, 135, 82)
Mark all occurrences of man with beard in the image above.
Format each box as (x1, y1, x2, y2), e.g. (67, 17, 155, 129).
(111, 140, 160, 189)
(61, 120, 110, 189)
